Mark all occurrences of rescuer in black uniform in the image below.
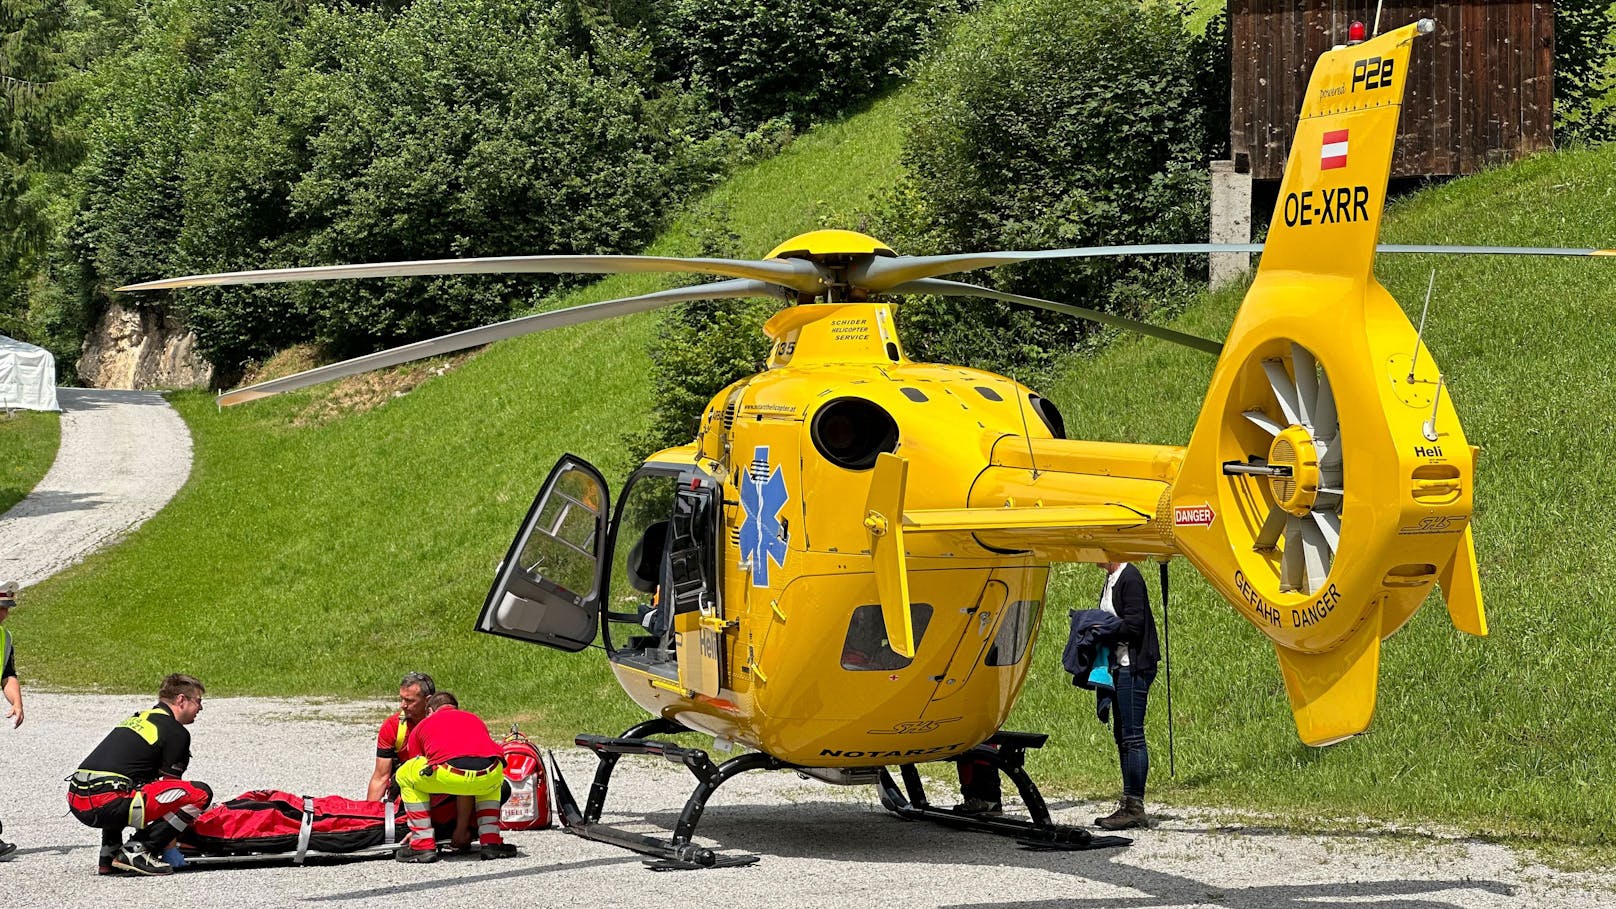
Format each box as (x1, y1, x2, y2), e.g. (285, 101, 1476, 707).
(67, 674, 213, 876)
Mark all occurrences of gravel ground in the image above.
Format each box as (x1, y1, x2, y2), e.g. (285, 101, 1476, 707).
(0, 388, 192, 587)
(3, 692, 1614, 909)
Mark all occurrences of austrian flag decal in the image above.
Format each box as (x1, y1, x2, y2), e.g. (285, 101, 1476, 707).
(1320, 129, 1349, 170)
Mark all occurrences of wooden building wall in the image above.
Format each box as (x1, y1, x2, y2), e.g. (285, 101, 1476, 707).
(1230, 1, 1554, 180)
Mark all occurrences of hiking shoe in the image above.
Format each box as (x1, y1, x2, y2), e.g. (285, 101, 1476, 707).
(0, 839, 16, 859)
(111, 842, 174, 876)
(395, 846, 440, 864)
(479, 842, 518, 860)
(444, 841, 477, 856)
(1094, 796, 1149, 831)
(956, 798, 1003, 817)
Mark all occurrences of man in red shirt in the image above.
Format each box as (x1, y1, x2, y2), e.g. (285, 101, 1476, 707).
(394, 692, 516, 863)
(367, 671, 435, 800)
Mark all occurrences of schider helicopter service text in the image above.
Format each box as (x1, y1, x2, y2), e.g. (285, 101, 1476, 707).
(1233, 569, 1343, 629)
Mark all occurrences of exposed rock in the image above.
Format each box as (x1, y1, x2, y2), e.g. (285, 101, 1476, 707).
(77, 301, 213, 390)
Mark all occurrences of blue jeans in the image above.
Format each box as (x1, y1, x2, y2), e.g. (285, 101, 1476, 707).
(1112, 663, 1154, 799)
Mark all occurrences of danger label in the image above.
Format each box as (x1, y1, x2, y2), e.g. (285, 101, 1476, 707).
(1174, 505, 1215, 527)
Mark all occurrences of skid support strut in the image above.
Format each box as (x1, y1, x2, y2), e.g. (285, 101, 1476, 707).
(550, 718, 777, 870)
(876, 731, 1131, 851)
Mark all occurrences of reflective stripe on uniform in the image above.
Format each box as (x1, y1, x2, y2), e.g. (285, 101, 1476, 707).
(114, 709, 165, 745)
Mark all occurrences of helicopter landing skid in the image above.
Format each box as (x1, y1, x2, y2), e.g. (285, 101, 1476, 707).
(876, 732, 1132, 851)
(547, 717, 771, 870)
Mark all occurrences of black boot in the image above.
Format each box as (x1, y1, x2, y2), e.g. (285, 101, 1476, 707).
(1094, 796, 1148, 830)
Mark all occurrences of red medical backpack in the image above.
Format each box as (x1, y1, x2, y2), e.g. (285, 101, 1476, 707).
(498, 726, 551, 830)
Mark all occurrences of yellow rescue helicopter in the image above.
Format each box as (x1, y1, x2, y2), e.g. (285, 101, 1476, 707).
(122, 19, 1614, 868)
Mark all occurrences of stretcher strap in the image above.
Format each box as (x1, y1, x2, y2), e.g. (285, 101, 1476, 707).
(294, 796, 314, 865)
(384, 800, 396, 843)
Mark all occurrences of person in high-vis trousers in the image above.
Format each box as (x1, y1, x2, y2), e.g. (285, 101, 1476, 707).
(393, 692, 516, 863)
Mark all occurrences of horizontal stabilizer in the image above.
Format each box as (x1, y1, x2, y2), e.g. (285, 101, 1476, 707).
(1437, 525, 1488, 637)
(902, 504, 1150, 534)
(1273, 600, 1383, 746)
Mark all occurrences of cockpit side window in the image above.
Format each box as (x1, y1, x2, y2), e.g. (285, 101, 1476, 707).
(607, 472, 679, 618)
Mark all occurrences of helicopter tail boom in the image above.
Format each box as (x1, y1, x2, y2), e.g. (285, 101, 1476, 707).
(1166, 19, 1487, 746)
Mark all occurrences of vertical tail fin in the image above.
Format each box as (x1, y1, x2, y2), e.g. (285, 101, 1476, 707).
(1171, 20, 1483, 746)
(1258, 19, 1433, 280)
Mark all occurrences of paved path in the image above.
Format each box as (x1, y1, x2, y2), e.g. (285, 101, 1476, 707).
(3, 693, 1615, 909)
(0, 388, 192, 586)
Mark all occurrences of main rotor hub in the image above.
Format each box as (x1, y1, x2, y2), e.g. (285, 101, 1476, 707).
(766, 229, 895, 262)
(1268, 425, 1321, 517)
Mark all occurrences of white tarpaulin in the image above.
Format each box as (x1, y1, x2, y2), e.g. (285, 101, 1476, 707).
(0, 335, 60, 412)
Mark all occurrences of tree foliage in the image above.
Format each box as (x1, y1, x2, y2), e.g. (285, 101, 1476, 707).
(0, 0, 77, 350)
(26, 0, 964, 379)
(653, 0, 968, 129)
(1555, 0, 1616, 144)
(875, 0, 1212, 383)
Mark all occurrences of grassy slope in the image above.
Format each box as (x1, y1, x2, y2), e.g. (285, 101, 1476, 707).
(12, 93, 913, 738)
(1, 410, 60, 514)
(1016, 143, 1616, 847)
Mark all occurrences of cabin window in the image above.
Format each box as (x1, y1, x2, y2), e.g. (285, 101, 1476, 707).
(984, 600, 1039, 667)
(840, 603, 934, 671)
(608, 472, 680, 615)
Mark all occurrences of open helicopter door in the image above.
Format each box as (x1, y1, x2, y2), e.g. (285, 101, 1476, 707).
(476, 454, 610, 651)
(668, 474, 723, 696)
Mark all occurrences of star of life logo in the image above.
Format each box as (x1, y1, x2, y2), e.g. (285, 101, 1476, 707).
(738, 446, 789, 588)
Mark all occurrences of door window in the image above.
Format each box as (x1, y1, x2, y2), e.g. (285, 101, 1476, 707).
(475, 456, 610, 652)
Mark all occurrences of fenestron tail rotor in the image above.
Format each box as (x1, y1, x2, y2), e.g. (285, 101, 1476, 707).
(1239, 343, 1343, 595)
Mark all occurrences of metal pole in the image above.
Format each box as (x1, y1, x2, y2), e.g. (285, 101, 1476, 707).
(1158, 560, 1175, 780)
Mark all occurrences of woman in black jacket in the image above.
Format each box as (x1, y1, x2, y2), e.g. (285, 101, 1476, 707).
(1094, 560, 1160, 830)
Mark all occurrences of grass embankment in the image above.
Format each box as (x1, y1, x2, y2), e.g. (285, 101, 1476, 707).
(1, 410, 60, 514)
(13, 93, 913, 738)
(1014, 143, 1616, 851)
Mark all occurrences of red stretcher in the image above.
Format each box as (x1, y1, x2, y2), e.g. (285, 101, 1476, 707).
(178, 789, 454, 865)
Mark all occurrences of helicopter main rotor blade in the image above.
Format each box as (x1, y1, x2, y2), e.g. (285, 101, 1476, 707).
(117, 254, 827, 295)
(889, 278, 1223, 355)
(858, 244, 1264, 291)
(1377, 244, 1616, 256)
(217, 278, 785, 406)
(857, 243, 1616, 289)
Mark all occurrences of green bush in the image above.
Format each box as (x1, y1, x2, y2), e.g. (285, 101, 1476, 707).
(875, 0, 1210, 384)
(1555, 0, 1616, 143)
(654, 0, 968, 129)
